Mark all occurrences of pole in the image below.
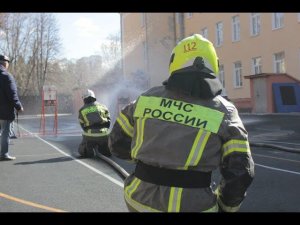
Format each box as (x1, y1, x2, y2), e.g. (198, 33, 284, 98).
(40, 89, 45, 135)
(54, 90, 58, 136)
(16, 111, 21, 138)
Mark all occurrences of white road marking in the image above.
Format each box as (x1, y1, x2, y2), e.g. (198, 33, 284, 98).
(18, 125, 124, 188)
(18, 124, 300, 183)
(253, 153, 300, 164)
(255, 163, 300, 175)
(255, 140, 300, 146)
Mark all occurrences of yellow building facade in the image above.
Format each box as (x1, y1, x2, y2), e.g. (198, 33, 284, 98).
(121, 13, 175, 89)
(121, 13, 300, 111)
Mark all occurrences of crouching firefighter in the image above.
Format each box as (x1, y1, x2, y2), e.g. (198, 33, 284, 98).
(78, 89, 111, 158)
(108, 34, 255, 212)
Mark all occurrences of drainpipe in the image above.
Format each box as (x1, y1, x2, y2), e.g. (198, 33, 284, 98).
(144, 13, 150, 88)
(173, 13, 177, 46)
(178, 13, 185, 40)
(120, 13, 124, 80)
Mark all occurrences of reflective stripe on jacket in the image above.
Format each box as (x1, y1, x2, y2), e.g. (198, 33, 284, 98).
(78, 101, 110, 136)
(109, 86, 254, 212)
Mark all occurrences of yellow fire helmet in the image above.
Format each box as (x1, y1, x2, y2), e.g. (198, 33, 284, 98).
(169, 34, 219, 76)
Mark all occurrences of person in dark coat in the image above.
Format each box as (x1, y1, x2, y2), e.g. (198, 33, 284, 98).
(0, 55, 24, 160)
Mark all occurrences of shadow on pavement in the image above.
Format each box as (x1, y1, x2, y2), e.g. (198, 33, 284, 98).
(14, 156, 74, 165)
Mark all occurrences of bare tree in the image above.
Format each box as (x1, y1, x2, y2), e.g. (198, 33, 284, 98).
(31, 13, 61, 95)
(0, 13, 61, 96)
(0, 13, 33, 90)
(40, 54, 104, 96)
(100, 33, 121, 73)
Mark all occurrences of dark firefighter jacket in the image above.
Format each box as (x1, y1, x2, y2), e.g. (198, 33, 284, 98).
(0, 65, 23, 120)
(78, 101, 110, 137)
(109, 68, 255, 212)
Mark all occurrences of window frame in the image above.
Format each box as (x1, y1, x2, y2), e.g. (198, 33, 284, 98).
(219, 64, 225, 88)
(252, 56, 262, 75)
(233, 61, 243, 88)
(272, 13, 284, 30)
(215, 21, 223, 47)
(232, 15, 240, 42)
(273, 52, 285, 73)
(250, 13, 261, 36)
(201, 27, 208, 39)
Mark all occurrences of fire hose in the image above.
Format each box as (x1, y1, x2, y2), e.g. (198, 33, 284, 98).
(95, 151, 129, 179)
(12, 115, 300, 180)
(95, 141, 300, 181)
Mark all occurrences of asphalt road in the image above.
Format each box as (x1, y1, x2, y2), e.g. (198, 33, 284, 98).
(0, 113, 299, 212)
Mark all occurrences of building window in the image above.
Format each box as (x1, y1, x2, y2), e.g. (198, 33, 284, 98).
(186, 13, 193, 19)
(252, 56, 262, 74)
(201, 27, 208, 39)
(141, 13, 146, 27)
(272, 13, 284, 29)
(233, 61, 243, 88)
(219, 64, 225, 88)
(273, 52, 285, 73)
(250, 13, 261, 36)
(215, 22, 223, 47)
(232, 15, 240, 42)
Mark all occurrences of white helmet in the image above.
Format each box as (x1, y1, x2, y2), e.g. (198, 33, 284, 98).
(82, 89, 96, 100)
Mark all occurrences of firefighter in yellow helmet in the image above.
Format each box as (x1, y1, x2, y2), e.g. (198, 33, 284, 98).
(78, 89, 111, 157)
(109, 34, 254, 212)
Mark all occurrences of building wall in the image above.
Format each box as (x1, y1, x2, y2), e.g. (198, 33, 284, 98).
(121, 13, 146, 80)
(121, 13, 175, 88)
(146, 13, 175, 87)
(184, 13, 300, 104)
(121, 13, 300, 111)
